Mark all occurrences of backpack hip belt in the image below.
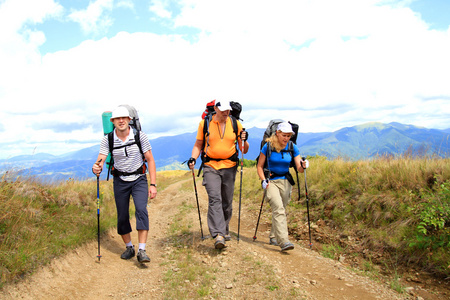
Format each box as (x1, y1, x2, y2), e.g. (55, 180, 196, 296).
(111, 164, 147, 177)
(269, 171, 295, 186)
(202, 152, 239, 163)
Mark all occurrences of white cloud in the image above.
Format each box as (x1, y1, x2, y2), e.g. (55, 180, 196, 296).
(68, 0, 114, 35)
(0, 0, 63, 82)
(0, 0, 449, 158)
(149, 0, 172, 19)
(0, 0, 62, 31)
(117, 0, 134, 10)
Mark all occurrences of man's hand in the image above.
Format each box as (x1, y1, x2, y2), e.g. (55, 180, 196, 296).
(149, 185, 157, 199)
(187, 157, 196, 170)
(240, 130, 248, 141)
(92, 159, 103, 175)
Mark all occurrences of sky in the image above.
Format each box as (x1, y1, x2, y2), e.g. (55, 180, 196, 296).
(0, 0, 449, 159)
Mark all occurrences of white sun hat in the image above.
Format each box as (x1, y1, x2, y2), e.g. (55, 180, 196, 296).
(215, 101, 232, 111)
(110, 106, 130, 121)
(277, 121, 294, 133)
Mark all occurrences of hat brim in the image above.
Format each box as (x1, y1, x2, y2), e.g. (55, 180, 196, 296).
(110, 115, 131, 122)
(217, 106, 231, 111)
(277, 122, 294, 133)
(279, 129, 294, 133)
(215, 101, 232, 111)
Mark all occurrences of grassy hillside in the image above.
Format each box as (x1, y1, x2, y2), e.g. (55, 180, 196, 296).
(239, 155, 450, 281)
(0, 176, 117, 287)
(293, 156, 449, 279)
(1, 158, 449, 289)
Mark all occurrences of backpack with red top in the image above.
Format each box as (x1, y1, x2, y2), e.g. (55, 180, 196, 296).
(197, 100, 242, 176)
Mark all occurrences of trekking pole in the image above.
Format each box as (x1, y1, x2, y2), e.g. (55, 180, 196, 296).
(295, 169, 301, 202)
(237, 129, 245, 243)
(95, 159, 102, 261)
(191, 168, 205, 240)
(254, 146, 271, 241)
(252, 190, 266, 241)
(302, 157, 312, 249)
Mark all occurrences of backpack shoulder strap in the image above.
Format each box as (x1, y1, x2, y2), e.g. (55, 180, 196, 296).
(230, 116, 240, 158)
(266, 141, 272, 159)
(281, 141, 294, 153)
(133, 129, 144, 156)
(230, 115, 238, 137)
(108, 131, 114, 155)
(288, 141, 296, 168)
(263, 141, 272, 178)
(201, 115, 209, 139)
(107, 131, 114, 181)
(198, 117, 211, 177)
(288, 140, 293, 154)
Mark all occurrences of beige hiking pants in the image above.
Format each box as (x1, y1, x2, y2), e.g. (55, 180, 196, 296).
(267, 179, 292, 245)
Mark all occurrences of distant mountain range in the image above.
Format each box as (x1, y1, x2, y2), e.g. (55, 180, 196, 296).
(1, 122, 449, 182)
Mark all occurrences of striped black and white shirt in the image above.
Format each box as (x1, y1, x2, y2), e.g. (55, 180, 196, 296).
(100, 127, 152, 182)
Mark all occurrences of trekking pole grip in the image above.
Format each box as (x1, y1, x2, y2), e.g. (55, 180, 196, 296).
(240, 128, 246, 150)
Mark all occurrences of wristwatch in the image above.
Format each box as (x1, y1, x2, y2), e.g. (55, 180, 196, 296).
(150, 184, 157, 187)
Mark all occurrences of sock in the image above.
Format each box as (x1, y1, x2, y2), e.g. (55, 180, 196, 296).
(139, 243, 146, 251)
(126, 241, 133, 248)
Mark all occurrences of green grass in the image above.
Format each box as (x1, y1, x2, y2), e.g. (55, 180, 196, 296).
(161, 197, 217, 299)
(320, 243, 346, 260)
(239, 155, 450, 280)
(0, 170, 191, 288)
(0, 177, 117, 288)
(161, 182, 283, 299)
(1, 156, 449, 292)
(285, 155, 450, 280)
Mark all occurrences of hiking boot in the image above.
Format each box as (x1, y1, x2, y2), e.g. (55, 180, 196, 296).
(269, 238, 278, 246)
(120, 246, 135, 260)
(224, 234, 232, 241)
(214, 235, 226, 249)
(137, 249, 151, 263)
(280, 242, 294, 252)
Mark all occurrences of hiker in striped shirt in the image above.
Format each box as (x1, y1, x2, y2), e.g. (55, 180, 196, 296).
(93, 106, 156, 263)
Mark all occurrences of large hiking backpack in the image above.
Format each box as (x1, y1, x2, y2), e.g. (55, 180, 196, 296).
(101, 105, 146, 180)
(120, 104, 142, 131)
(201, 100, 242, 121)
(197, 100, 242, 176)
(257, 119, 299, 183)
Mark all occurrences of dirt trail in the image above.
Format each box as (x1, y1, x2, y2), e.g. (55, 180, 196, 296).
(0, 177, 437, 299)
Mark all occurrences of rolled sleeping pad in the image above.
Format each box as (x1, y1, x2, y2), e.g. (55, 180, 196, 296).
(102, 111, 114, 135)
(102, 111, 114, 167)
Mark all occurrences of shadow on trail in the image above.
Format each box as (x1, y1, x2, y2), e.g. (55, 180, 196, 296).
(100, 232, 126, 256)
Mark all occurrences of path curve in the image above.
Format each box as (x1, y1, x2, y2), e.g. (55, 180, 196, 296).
(2, 176, 413, 299)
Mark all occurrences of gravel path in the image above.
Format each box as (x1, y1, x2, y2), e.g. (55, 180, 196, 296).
(1, 177, 419, 299)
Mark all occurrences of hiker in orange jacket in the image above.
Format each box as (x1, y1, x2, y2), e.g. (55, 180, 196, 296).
(188, 101, 249, 249)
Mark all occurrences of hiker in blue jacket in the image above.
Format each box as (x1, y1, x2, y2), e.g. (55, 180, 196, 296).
(92, 106, 157, 263)
(256, 121, 309, 252)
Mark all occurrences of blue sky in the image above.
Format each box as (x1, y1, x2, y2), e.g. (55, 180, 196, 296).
(0, 0, 449, 159)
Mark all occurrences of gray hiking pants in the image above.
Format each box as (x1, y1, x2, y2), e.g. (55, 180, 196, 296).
(202, 165, 237, 238)
(267, 179, 292, 245)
